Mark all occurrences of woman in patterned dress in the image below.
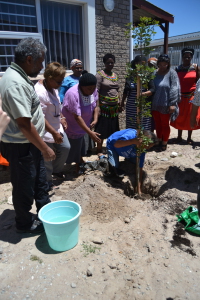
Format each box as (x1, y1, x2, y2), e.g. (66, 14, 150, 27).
(170, 48, 200, 144)
(95, 53, 120, 156)
(121, 55, 155, 131)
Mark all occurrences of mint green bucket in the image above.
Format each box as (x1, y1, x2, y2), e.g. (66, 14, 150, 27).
(38, 200, 82, 251)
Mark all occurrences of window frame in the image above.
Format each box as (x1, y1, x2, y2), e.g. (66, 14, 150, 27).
(0, 32, 43, 76)
(0, 0, 96, 75)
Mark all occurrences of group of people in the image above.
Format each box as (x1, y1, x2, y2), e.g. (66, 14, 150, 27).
(121, 49, 200, 152)
(0, 37, 200, 234)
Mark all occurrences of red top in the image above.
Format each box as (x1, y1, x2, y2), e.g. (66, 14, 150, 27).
(171, 66, 200, 130)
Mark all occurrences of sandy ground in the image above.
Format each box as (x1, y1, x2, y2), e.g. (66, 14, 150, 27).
(1, 126, 200, 300)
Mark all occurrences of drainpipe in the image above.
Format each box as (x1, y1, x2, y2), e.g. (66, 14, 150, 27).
(129, 0, 133, 61)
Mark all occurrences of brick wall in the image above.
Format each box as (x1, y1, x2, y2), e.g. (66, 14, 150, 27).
(95, 0, 130, 92)
(95, 0, 130, 128)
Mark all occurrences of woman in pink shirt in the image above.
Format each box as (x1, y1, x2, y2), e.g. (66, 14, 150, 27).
(62, 72, 100, 174)
(35, 62, 70, 190)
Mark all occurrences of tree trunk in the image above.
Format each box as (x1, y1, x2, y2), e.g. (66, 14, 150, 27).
(135, 76, 141, 195)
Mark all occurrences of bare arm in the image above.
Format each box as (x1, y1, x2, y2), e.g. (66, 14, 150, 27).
(121, 93, 127, 109)
(73, 114, 101, 143)
(190, 104, 199, 128)
(90, 106, 100, 129)
(142, 91, 152, 97)
(16, 117, 56, 161)
(60, 113, 68, 131)
(0, 97, 10, 140)
(114, 137, 142, 148)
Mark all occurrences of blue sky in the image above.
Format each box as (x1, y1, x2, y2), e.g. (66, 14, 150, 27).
(146, 0, 200, 40)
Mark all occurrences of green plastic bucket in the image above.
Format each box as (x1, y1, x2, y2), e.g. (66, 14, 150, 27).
(38, 200, 82, 251)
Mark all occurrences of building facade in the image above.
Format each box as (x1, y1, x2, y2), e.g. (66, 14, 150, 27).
(0, 0, 133, 91)
(95, 0, 130, 89)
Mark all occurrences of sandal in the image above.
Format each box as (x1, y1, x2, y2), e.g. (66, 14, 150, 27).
(187, 138, 194, 145)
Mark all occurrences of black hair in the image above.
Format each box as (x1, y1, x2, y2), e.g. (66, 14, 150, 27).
(79, 73, 97, 87)
(182, 47, 194, 57)
(131, 55, 147, 69)
(157, 54, 170, 69)
(82, 70, 88, 75)
(103, 53, 115, 64)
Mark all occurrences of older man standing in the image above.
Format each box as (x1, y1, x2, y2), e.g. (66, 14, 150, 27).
(0, 38, 55, 234)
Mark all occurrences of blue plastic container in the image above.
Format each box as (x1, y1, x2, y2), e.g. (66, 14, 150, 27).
(38, 200, 82, 251)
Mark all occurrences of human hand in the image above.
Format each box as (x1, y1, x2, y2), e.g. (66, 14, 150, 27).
(89, 131, 101, 143)
(90, 120, 97, 129)
(169, 106, 175, 114)
(0, 97, 10, 139)
(61, 118, 67, 130)
(42, 146, 56, 162)
(135, 138, 143, 146)
(52, 132, 63, 144)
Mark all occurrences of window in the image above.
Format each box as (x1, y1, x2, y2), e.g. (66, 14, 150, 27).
(0, 0, 37, 32)
(40, 0, 83, 68)
(0, 0, 95, 74)
(0, 38, 21, 72)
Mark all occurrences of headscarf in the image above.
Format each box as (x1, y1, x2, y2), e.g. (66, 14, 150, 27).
(182, 48, 194, 57)
(148, 57, 158, 68)
(70, 59, 82, 68)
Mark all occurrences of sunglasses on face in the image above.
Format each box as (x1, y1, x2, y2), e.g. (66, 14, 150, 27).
(52, 78, 63, 85)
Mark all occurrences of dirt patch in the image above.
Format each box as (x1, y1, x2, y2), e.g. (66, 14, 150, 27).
(0, 127, 200, 300)
(170, 223, 197, 257)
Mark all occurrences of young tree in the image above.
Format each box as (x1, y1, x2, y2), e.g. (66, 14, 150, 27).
(125, 17, 159, 195)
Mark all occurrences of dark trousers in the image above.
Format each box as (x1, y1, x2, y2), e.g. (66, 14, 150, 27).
(1, 142, 50, 230)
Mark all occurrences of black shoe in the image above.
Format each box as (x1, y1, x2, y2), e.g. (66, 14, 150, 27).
(16, 219, 44, 234)
(115, 168, 125, 178)
(108, 162, 124, 178)
(52, 172, 65, 179)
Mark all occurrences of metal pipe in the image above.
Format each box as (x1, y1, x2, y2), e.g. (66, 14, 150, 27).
(130, 0, 133, 61)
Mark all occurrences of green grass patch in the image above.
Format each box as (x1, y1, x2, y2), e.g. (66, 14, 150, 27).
(30, 255, 43, 264)
(81, 242, 100, 257)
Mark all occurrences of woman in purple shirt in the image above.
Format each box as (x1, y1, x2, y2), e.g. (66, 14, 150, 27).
(62, 72, 101, 174)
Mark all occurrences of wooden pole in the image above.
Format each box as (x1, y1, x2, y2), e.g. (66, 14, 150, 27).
(163, 22, 169, 54)
(135, 75, 141, 195)
(160, 22, 169, 54)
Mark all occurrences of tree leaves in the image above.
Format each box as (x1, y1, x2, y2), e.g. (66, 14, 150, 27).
(125, 17, 159, 149)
